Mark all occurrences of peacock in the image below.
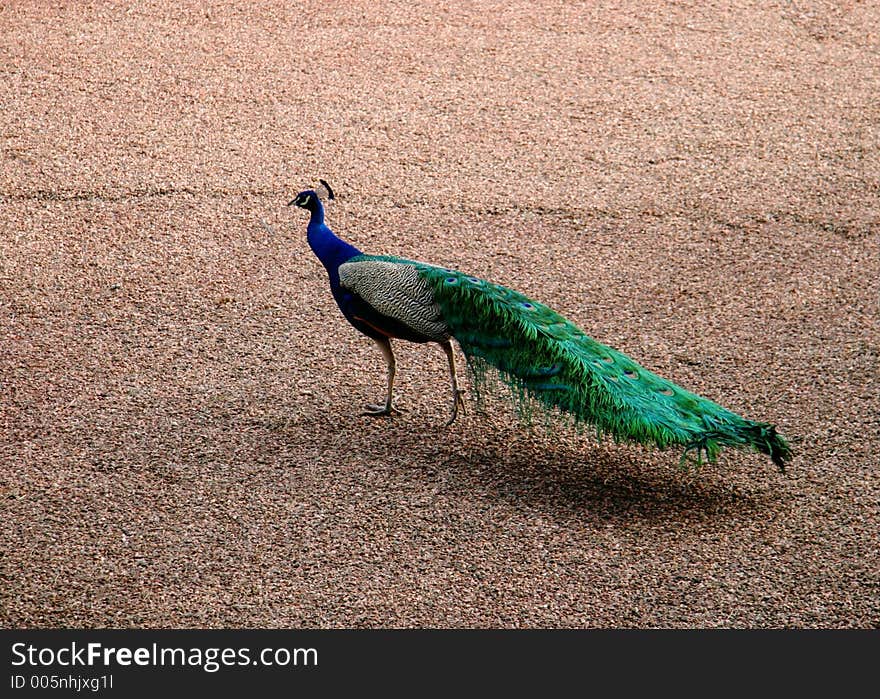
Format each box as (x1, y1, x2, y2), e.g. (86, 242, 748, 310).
(289, 180, 791, 471)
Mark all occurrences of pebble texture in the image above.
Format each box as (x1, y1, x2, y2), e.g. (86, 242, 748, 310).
(1, 1, 878, 628)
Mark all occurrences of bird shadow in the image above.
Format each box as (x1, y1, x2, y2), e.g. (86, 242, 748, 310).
(435, 441, 778, 528)
(261, 408, 782, 527)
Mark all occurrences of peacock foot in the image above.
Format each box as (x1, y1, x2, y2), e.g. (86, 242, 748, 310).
(362, 403, 405, 418)
(444, 389, 467, 427)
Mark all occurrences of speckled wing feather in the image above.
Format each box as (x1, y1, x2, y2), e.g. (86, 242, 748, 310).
(355, 254, 791, 470)
(339, 258, 450, 341)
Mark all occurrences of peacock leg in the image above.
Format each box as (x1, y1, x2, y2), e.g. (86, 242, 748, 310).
(363, 336, 403, 417)
(440, 340, 466, 426)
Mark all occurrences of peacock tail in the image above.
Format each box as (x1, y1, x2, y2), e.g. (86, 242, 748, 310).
(352, 253, 791, 471)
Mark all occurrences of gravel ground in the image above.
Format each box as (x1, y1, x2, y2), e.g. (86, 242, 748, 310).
(1, 1, 878, 628)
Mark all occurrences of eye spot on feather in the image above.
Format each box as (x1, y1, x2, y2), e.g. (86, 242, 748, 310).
(445, 277, 458, 285)
(467, 277, 482, 284)
(607, 375, 619, 382)
(602, 356, 614, 363)
(520, 302, 535, 310)
(659, 388, 674, 396)
(623, 369, 637, 379)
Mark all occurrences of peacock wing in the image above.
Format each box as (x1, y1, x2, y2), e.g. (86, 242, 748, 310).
(339, 256, 450, 341)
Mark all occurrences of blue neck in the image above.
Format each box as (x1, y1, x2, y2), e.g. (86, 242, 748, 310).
(305, 200, 362, 285)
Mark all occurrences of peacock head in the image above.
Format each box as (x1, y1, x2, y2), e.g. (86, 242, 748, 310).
(288, 190, 319, 210)
(288, 179, 335, 211)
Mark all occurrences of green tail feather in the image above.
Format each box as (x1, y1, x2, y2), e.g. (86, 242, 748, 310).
(368, 255, 791, 471)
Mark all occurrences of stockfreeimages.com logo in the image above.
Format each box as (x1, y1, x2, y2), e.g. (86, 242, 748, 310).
(11, 642, 317, 674)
